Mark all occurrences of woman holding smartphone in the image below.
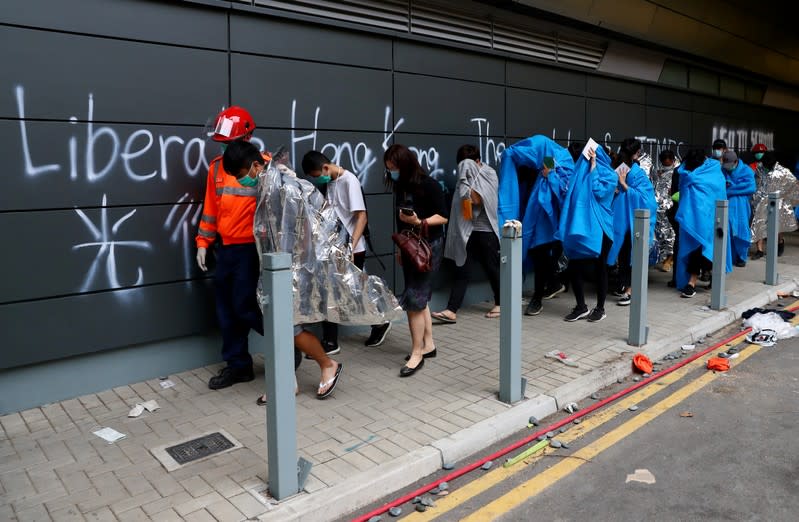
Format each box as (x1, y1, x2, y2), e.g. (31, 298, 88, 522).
(384, 144, 449, 377)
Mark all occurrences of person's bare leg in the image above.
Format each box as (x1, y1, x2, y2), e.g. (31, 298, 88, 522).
(422, 306, 435, 355)
(406, 310, 426, 368)
(295, 331, 338, 391)
(689, 273, 699, 287)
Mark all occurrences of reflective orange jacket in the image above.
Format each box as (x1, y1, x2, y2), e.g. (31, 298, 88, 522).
(195, 156, 259, 248)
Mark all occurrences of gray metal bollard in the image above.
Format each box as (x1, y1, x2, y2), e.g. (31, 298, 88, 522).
(711, 200, 728, 310)
(765, 191, 781, 285)
(261, 253, 299, 499)
(628, 209, 650, 346)
(499, 222, 523, 404)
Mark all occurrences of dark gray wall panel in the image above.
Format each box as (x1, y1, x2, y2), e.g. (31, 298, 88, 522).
(1, 27, 227, 123)
(394, 41, 505, 84)
(0, 281, 215, 369)
(1, 204, 205, 303)
(231, 54, 392, 131)
(587, 76, 646, 105)
(506, 61, 585, 96)
(255, 129, 390, 195)
(645, 86, 693, 110)
(0, 0, 227, 49)
(507, 88, 585, 141)
(393, 132, 506, 193)
(230, 13, 391, 69)
(394, 74, 505, 135)
(692, 112, 750, 152)
(0, 120, 211, 211)
(586, 99, 646, 148)
(641, 107, 692, 158)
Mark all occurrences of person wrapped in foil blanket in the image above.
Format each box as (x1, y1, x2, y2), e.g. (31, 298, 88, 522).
(750, 156, 799, 243)
(254, 149, 402, 325)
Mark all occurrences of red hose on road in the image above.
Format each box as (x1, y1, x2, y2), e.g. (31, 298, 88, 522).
(352, 302, 797, 522)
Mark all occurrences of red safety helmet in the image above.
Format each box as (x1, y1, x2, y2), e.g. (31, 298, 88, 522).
(751, 143, 768, 153)
(210, 106, 255, 143)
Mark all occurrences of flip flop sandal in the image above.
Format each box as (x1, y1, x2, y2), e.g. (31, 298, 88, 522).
(317, 363, 343, 400)
(485, 310, 501, 319)
(431, 311, 457, 324)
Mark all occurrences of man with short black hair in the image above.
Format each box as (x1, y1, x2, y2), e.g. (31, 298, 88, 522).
(711, 139, 727, 161)
(301, 151, 392, 350)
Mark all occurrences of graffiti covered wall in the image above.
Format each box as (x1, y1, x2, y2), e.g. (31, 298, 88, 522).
(2, 0, 797, 369)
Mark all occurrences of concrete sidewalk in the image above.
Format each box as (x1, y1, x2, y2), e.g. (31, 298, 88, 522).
(2, 254, 799, 522)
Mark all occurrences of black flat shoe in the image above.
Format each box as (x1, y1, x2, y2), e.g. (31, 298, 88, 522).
(404, 349, 437, 361)
(400, 358, 424, 377)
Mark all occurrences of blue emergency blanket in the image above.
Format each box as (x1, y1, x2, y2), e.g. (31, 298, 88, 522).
(724, 159, 756, 263)
(557, 146, 617, 259)
(497, 136, 574, 258)
(675, 158, 731, 289)
(607, 163, 657, 266)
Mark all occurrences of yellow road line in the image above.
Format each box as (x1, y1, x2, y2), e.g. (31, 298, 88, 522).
(460, 344, 763, 522)
(402, 334, 750, 522)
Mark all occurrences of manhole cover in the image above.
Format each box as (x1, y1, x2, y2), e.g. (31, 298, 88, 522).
(165, 432, 234, 464)
(150, 429, 242, 471)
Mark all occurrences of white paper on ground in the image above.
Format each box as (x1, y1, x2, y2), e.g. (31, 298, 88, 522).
(582, 138, 599, 159)
(159, 380, 175, 389)
(681, 344, 695, 351)
(93, 427, 126, 443)
(128, 405, 145, 418)
(141, 400, 160, 412)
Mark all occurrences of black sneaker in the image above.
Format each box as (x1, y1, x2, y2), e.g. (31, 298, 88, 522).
(307, 340, 340, 359)
(208, 366, 255, 390)
(733, 259, 747, 268)
(699, 271, 711, 283)
(564, 306, 589, 322)
(751, 250, 764, 260)
(543, 284, 566, 300)
(364, 322, 392, 347)
(525, 299, 543, 316)
(587, 308, 606, 322)
(680, 285, 696, 298)
(617, 294, 631, 306)
(610, 287, 626, 298)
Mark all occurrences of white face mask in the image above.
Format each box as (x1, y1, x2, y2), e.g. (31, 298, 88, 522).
(712, 149, 723, 159)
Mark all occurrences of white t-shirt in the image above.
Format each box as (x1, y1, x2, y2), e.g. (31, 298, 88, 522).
(327, 170, 367, 253)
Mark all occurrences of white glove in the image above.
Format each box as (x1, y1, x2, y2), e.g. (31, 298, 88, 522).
(196, 247, 208, 272)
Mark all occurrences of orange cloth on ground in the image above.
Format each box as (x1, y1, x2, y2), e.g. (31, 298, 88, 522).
(632, 353, 653, 374)
(707, 357, 730, 372)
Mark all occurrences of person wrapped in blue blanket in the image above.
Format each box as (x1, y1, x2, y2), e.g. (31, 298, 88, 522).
(674, 149, 732, 298)
(497, 136, 575, 317)
(557, 143, 617, 322)
(720, 150, 756, 267)
(607, 138, 657, 306)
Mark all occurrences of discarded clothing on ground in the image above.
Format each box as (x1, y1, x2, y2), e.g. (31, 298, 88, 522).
(707, 357, 730, 372)
(254, 149, 402, 325)
(741, 308, 795, 321)
(743, 311, 797, 340)
(745, 329, 778, 347)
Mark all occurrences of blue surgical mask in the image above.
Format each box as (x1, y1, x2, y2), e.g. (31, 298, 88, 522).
(712, 149, 723, 159)
(389, 170, 400, 181)
(313, 175, 332, 185)
(754, 152, 764, 161)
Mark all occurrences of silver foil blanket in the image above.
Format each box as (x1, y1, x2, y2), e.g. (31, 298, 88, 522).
(253, 153, 402, 326)
(750, 162, 799, 241)
(650, 161, 677, 262)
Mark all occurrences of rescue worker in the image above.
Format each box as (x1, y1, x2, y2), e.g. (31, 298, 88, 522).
(196, 106, 267, 390)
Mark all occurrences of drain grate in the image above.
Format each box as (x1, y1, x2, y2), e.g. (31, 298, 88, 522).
(165, 432, 234, 465)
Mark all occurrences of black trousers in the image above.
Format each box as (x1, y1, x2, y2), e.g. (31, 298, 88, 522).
(686, 247, 712, 277)
(617, 233, 633, 290)
(322, 251, 367, 345)
(569, 235, 612, 311)
(529, 241, 561, 300)
(447, 231, 501, 312)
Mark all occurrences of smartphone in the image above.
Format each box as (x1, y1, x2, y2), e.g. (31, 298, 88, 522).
(543, 156, 555, 169)
(399, 207, 414, 216)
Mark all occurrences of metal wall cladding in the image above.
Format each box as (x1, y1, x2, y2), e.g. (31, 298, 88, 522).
(2, 0, 797, 368)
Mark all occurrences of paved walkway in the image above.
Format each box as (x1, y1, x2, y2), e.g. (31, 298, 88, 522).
(3, 245, 799, 521)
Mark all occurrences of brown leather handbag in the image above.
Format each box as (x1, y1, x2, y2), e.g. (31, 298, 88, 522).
(392, 222, 432, 272)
